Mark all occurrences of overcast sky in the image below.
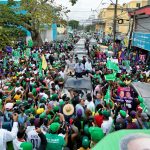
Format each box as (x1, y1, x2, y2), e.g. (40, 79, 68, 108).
(55, 0, 132, 21)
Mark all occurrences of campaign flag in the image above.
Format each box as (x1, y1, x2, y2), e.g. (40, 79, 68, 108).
(38, 61, 43, 77)
(42, 54, 47, 70)
(105, 72, 116, 81)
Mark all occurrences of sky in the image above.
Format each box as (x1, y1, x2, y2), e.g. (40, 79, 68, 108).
(55, 0, 132, 21)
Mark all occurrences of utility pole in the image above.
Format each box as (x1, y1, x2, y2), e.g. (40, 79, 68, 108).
(128, 12, 135, 51)
(113, 0, 118, 43)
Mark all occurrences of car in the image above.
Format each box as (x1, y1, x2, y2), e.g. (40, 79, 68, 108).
(90, 38, 97, 45)
(62, 76, 93, 100)
(74, 44, 85, 49)
(76, 38, 86, 45)
(131, 82, 150, 115)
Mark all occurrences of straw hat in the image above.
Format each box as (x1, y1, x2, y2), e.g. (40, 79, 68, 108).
(63, 104, 74, 116)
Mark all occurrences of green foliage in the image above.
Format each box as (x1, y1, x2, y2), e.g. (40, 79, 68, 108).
(85, 24, 95, 32)
(70, 0, 78, 5)
(0, 26, 26, 49)
(68, 20, 79, 29)
(0, 0, 66, 47)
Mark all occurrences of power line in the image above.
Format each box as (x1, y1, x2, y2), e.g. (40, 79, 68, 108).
(96, 0, 104, 10)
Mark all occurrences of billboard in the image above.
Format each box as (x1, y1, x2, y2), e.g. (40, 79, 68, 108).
(132, 32, 150, 51)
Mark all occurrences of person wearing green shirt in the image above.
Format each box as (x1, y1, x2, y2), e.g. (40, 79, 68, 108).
(45, 122, 68, 150)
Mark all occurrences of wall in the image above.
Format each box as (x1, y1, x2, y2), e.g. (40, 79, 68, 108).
(127, 0, 148, 8)
(98, 4, 129, 35)
(98, 0, 149, 35)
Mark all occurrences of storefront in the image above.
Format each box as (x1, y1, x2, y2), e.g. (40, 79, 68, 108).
(130, 6, 150, 64)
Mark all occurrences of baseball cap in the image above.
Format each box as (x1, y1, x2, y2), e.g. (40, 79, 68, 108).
(120, 110, 126, 118)
(89, 127, 104, 142)
(49, 122, 60, 133)
(20, 142, 33, 150)
(82, 136, 90, 149)
(102, 110, 111, 118)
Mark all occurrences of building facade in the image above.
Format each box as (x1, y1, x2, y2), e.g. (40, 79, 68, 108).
(129, 5, 150, 63)
(97, 0, 149, 37)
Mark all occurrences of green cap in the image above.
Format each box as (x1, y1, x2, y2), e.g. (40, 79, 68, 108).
(39, 112, 46, 119)
(54, 116, 60, 123)
(16, 100, 21, 105)
(49, 122, 60, 133)
(59, 100, 65, 106)
(102, 110, 111, 118)
(82, 136, 90, 149)
(89, 127, 104, 142)
(50, 94, 58, 101)
(20, 142, 33, 150)
(25, 109, 31, 115)
(120, 110, 126, 118)
(53, 106, 59, 112)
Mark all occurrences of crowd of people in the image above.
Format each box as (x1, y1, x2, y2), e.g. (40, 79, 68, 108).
(0, 38, 150, 150)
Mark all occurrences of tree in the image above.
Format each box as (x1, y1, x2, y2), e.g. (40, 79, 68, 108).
(68, 20, 79, 29)
(0, 0, 67, 47)
(0, 0, 77, 48)
(70, 0, 78, 5)
(85, 24, 95, 32)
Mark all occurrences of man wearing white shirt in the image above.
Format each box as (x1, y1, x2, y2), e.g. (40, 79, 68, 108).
(0, 113, 18, 150)
(85, 59, 92, 72)
(26, 118, 41, 150)
(101, 110, 113, 135)
(74, 61, 84, 78)
(86, 93, 95, 113)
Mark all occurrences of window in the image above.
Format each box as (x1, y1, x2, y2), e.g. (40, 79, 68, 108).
(136, 3, 141, 8)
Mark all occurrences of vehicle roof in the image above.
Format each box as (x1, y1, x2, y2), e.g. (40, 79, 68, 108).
(131, 82, 150, 98)
(131, 82, 150, 115)
(93, 129, 150, 150)
(64, 76, 92, 90)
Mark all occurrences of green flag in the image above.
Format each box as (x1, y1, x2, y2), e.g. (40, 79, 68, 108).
(105, 72, 116, 81)
(104, 86, 111, 103)
(38, 61, 43, 77)
(106, 60, 119, 72)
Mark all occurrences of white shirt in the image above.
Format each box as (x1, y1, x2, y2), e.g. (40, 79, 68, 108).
(39, 92, 48, 99)
(74, 63, 84, 73)
(15, 86, 24, 93)
(13, 138, 23, 150)
(0, 122, 18, 150)
(26, 126, 41, 150)
(85, 62, 92, 71)
(101, 117, 113, 135)
(59, 71, 65, 79)
(87, 101, 95, 113)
